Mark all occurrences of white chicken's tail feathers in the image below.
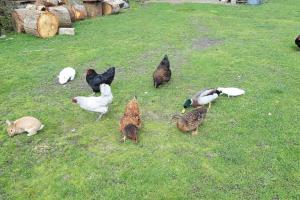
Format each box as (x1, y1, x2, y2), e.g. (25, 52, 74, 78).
(39, 124, 44, 130)
(217, 87, 245, 97)
(100, 84, 112, 96)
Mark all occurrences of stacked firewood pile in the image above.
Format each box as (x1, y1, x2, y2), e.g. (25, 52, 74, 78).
(11, 0, 129, 38)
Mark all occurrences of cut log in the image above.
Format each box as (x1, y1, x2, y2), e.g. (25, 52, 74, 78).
(63, 0, 82, 6)
(83, 2, 102, 18)
(102, 0, 127, 15)
(25, 4, 36, 9)
(48, 6, 72, 27)
(11, 8, 28, 33)
(59, 27, 75, 35)
(35, 0, 61, 6)
(63, 5, 76, 22)
(24, 11, 59, 38)
(71, 4, 87, 20)
(26, 4, 47, 10)
(102, 2, 118, 15)
(37, 5, 47, 11)
(60, 0, 70, 4)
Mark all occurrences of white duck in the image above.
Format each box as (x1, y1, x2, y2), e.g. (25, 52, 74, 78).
(72, 84, 113, 120)
(58, 67, 76, 84)
(217, 87, 245, 97)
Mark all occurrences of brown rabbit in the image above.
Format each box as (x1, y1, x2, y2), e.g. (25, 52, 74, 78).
(6, 116, 44, 137)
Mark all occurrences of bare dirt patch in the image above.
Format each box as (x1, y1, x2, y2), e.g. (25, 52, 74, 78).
(33, 143, 52, 154)
(192, 37, 223, 50)
(143, 110, 171, 121)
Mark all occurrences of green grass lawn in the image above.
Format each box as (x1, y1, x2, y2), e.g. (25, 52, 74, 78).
(0, 0, 299, 199)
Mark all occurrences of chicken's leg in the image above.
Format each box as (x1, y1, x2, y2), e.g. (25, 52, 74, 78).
(120, 136, 126, 143)
(192, 127, 198, 136)
(96, 113, 103, 121)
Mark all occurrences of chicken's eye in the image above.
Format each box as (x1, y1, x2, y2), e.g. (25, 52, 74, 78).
(10, 129, 13, 133)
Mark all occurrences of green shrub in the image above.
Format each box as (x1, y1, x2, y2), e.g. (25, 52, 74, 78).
(0, 0, 14, 34)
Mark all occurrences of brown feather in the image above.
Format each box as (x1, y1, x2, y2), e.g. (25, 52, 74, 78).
(119, 97, 141, 142)
(176, 107, 207, 133)
(153, 55, 171, 88)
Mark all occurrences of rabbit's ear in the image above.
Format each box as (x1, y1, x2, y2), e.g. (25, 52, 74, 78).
(5, 120, 11, 126)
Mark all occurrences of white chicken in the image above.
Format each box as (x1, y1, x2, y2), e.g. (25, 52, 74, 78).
(58, 67, 76, 84)
(72, 84, 113, 120)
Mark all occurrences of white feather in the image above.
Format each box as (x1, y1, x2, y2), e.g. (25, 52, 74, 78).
(58, 67, 76, 84)
(218, 87, 245, 97)
(197, 93, 219, 105)
(190, 88, 220, 106)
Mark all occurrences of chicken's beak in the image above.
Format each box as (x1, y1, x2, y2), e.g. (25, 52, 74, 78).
(181, 109, 186, 114)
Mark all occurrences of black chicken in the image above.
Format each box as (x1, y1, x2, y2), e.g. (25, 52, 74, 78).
(86, 67, 115, 93)
(153, 55, 171, 88)
(295, 35, 300, 48)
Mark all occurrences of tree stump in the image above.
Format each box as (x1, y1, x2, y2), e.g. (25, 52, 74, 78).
(24, 11, 59, 38)
(48, 6, 72, 27)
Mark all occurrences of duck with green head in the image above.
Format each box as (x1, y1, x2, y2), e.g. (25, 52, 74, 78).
(182, 88, 222, 113)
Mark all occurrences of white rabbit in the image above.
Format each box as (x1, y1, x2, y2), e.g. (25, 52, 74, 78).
(58, 67, 76, 84)
(6, 116, 44, 137)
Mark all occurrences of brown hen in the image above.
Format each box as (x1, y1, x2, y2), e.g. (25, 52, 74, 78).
(153, 55, 171, 88)
(119, 97, 141, 143)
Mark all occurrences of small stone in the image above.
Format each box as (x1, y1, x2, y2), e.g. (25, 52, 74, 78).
(268, 113, 272, 116)
(59, 28, 75, 36)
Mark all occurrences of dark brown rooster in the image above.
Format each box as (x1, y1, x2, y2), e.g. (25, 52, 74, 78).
(86, 67, 115, 93)
(119, 97, 141, 143)
(295, 35, 300, 48)
(153, 55, 171, 88)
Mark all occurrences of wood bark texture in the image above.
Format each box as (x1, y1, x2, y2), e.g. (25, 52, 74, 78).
(11, 8, 28, 33)
(48, 6, 72, 27)
(84, 2, 102, 18)
(71, 4, 87, 20)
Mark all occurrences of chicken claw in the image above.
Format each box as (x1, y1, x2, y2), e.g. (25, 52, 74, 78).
(192, 127, 198, 136)
(96, 114, 103, 121)
(120, 136, 126, 143)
